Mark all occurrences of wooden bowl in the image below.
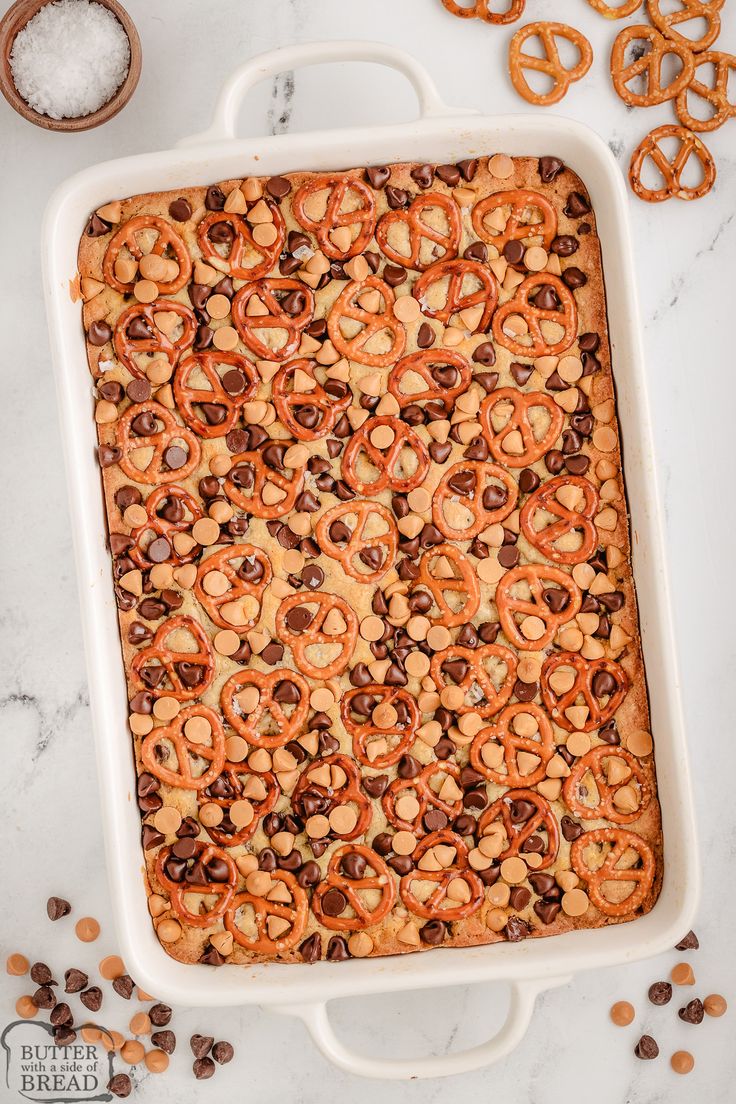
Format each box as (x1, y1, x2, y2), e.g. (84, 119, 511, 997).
(0, 0, 141, 131)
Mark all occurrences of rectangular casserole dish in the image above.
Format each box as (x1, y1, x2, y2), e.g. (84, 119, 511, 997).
(42, 41, 698, 1080)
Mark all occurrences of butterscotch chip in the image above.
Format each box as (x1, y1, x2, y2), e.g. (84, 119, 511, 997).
(519, 615, 545, 641)
(121, 1040, 146, 1064)
(397, 921, 421, 946)
(134, 279, 158, 303)
(310, 687, 335, 712)
(517, 656, 541, 683)
(306, 814, 330, 838)
(213, 325, 239, 351)
(561, 888, 589, 917)
(393, 830, 417, 856)
(500, 857, 527, 884)
(199, 802, 224, 827)
(329, 806, 357, 835)
(6, 953, 29, 976)
(610, 1000, 635, 1027)
(487, 908, 508, 932)
(393, 295, 421, 323)
(75, 917, 100, 943)
(566, 731, 591, 757)
(154, 806, 182, 835)
(145, 1049, 170, 1073)
(157, 919, 182, 943)
(230, 800, 254, 828)
(360, 615, 385, 642)
(488, 882, 511, 907)
(671, 1051, 694, 1075)
(593, 426, 617, 452)
(556, 870, 578, 892)
(395, 795, 421, 821)
(489, 153, 514, 178)
(626, 729, 653, 757)
(192, 518, 220, 545)
(214, 629, 241, 656)
(704, 993, 727, 1017)
(407, 487, 431, 512)
(671, 963, 695, 986)
(440, 685, 464, 711)
(426, 625, 452, 651)
(153, 696, 179, 721)
(405, 651, 430, 677)
(98, 955, 126, 982)
(348, 932, 373, 957)
(130, 1012, 151, 1035)
(225, 735, 248, 762)
(184, 715, 212, 743)
(524, 246, 548, 271)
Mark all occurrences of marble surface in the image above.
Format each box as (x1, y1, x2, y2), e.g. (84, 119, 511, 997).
(1, 0, 735, 1100)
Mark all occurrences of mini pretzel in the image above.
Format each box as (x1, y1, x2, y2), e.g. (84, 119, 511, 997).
(629, 124, 716, 201)
(520, 474, 600, 564)
(383, 762, 464, 833)
(471, 190, 557, 254)
(570, 828, 655, 916)
(376, 193, 462, 271)
(586, 0, 643, 17)
(496, 564, 582, 650)
(509, 23, 593, 107)
(481, 388, 564, 468)
(220, 668, 310, 749)
(429, 643, 518, 718)
(223, 448, 305, 519)
(293, 754, 372, 840)
(470, 703, 555, 787)
(113, 299, 197, 379)
(312, 845, 395, 931)
(541, 652, 630, 732)
(292, 175, 377, 258)
(131, 615, 215, 701)
(432, 460, 518, 540)
(156, 841, 237, 928)
(675, 50, 736, 132)
(272, 359, 351, 441)
(140, 704, 226, 790)
(196, 206, 285, 281)
(199, 763, 279, 846)
(611, 24, 695, 108)
(492, 273, 578, 357)
(116, 402, 200, 486)
(276, 592, 359, 680)
(400, 831, 484, 921)
(564, 746, 651, 824)
(174, 351, 258, 438)
(647, 0, 723, 54)
(231, 279, 314, 362)
(342, 416, 430, 496)
(225, 872, 308, 954)
(388, 349, 472, 410)
(128, 485, 202, 569)
(412, 259, 498, 331)
(103, 216, 191, 295)
(327, 275, 406, 367)
(413, 543, 481, 627)
(315, 501, 398, 583)
(442, 0, 525, 23)
(479, 788, 559, 870)
(341, 685, 420, 769)
(194, 544, 272, 630)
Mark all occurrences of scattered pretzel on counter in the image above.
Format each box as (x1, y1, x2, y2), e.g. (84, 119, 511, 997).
(508, 23, 593, 107)
(78, 153, 661, 966)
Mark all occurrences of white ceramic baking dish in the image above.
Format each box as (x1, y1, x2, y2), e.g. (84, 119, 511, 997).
(42, 40, 699, 1080)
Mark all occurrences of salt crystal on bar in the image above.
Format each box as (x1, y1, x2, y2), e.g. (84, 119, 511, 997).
(10, 0, 130, 120)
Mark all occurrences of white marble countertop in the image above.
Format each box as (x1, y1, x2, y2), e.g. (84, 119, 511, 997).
(1, 0, 734, 1100)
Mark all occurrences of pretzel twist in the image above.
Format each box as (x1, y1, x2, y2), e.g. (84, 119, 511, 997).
(564, 746, 651, 824)
(509, 22, 593, 106)
(629, 124, 716, 202)
(272, 359, 351, 441)
(292, 176, 377, 258)
(220, 668, 310, 749)
(223, 448, 305, 518)
(413, 543, 481, 627)
(174, 351, 258, 438)
(481, 388, 565, 468)
(430, 643, 518, 717)
(315, 501, 398, 583)
(611, 24, 695, 108)
(311, 845, 396, 930)
(399, 831, 485, 921)
(131, 615, 215, 700)
(388, 349, 472, 409)
(412, 259, 498, 331)
(646, 0, 723, 54)
(520, 474, 600, 564)
(376, 193, 462, 271)
(382, 762, 464, 833)
(114, 299, 196, 379)
(116, 402, 201, 486)
(327, 275, 406, 367)
(432, 460, 518, 539)
(156, 841, 237, 927)
(470, 703, 555, 787)
(586, 0, 643, 18)
(342, 416, 430, 496)
(231, 279, 314, 362)
(496, 564, 582, 650)
(570, 828, 655, 916)
(293, 754, 372, 840)
(140, 704, 226, 790)
(128, 485, 202, 569)
(492, 274, 578, 357)
(541, 652, 630, 732)
(442, 0, 526, 22)
(196, 206, 285, 281)
(471, 189, 557, 253)
(194, 545, 272, 630)
(478, 788, 560, 870)
(224, 873, 308, 954)
(276, 593, 359, 680)
(675, 50, 736, 132)
(103, 216, 191, 295)
(341, 685, 420, 769)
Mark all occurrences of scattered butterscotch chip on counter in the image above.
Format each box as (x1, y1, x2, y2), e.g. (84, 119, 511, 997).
(704, 993, 727, 1017)
(99, 954, 126, 981)
(6, 953, 29, 976)
(15, 995, 38, 1019)
(671, 1050, 695, 1075)
(145, 1048, 170, 1073)
(609, 1000, 635, 1026)
(75, 916, 100, 943)
(671, 962, 695, 986)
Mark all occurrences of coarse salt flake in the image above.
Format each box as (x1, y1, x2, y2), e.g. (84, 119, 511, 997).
(10, 0, 130, 120)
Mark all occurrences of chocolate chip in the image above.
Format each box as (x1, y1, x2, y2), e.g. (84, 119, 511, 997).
(266, 176, 291, 198)
(212, 1040, 234, 1064)
(411, 164, 434, 188)
(85, 212, 111, 237)
(366, 166, 390, 189)
(30, 962, 54, 985)
(193, 1056, 216, 1080)
(634, 1035, 659, 1060)
(299, 933, 322, 962)
(108, 1074, 132, 1098)
(504, 916, 529, 942)
(436, 164, 461, 186)
(190, 1034, 214, 1058)
(648, 981, 672, 1005)
(321, 887, 348, 916)
(205, 186, 226, 210)
(80, 986, 102, 1012)
(503, 240, 524, 265)
(551, 235, 579, 257)
(561, 815, 582, 842)
(149, 1002, 172, 1026)
(539, 156, 565, 182)
(564, 190, 591, 218)
(88, 320, 112, 346)
(420, 920, 447, 945)
(169, 197, 192, 221)
(675, 930, 699, 951)
(510, 362, 533, 386)
(386, 186, 409, 209)
(46, 896, 71, 921)
(151, 1029, 176, 1054)
(362, 775, 388, 798)
(50, 1002, 73, 1026)
(33, 986, 56, 1009)
(112, 974, 134, 999)
(678, 999, 705, 1025)
(64, 969, 88, 993)
(417, 322, 435, 348)
(464, 240, 488, 264)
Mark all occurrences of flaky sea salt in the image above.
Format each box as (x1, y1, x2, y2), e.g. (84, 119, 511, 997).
(10, 0, 130, 120)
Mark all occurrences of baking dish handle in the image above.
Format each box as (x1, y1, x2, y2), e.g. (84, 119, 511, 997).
(270, 974, 571, 1080)
(177, 40, 474, 148)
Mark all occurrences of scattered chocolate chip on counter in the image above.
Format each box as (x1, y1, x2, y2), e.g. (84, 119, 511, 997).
(634, 1034, 659, 1060)
(46, 896, 72, 921)
(648, 981, 672, 1006)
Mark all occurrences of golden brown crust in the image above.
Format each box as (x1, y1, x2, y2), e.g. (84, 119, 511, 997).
(77, 154, 662, 967)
